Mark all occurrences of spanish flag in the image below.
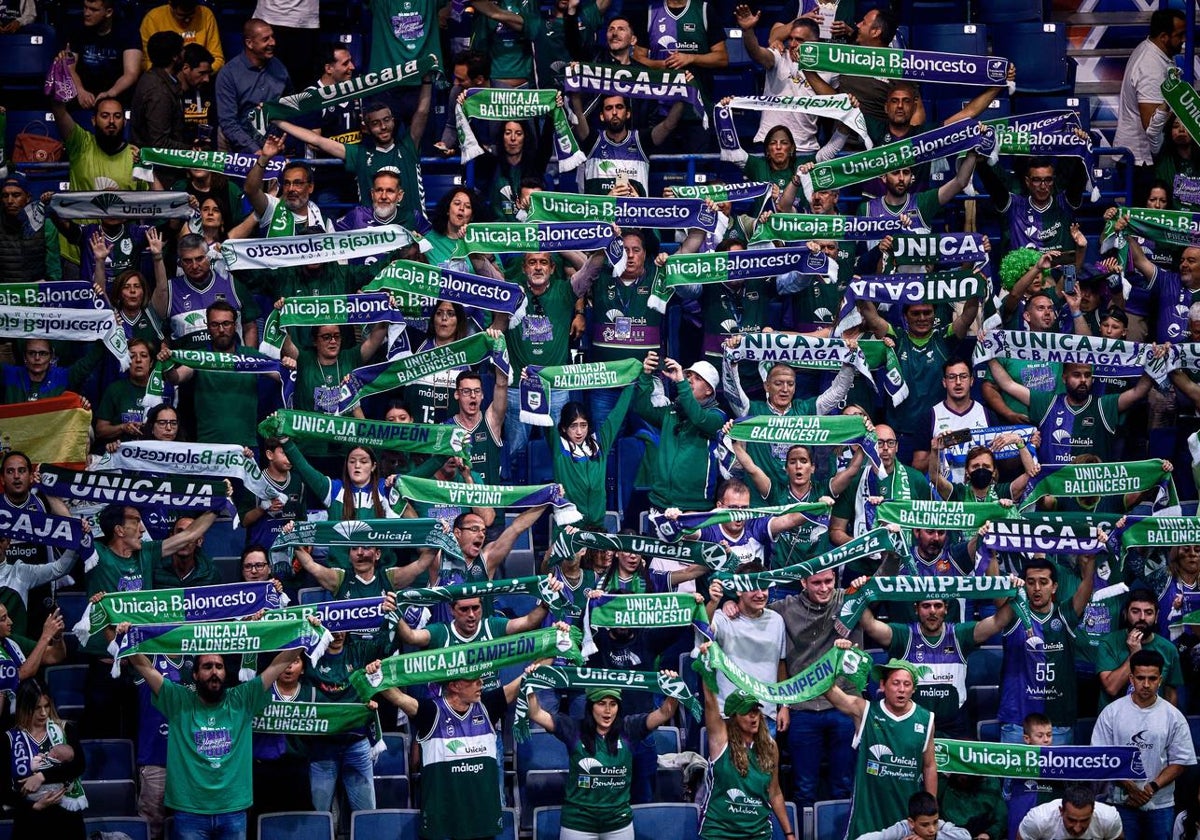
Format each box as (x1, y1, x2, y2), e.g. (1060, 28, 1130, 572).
(0, 392, 92, 469)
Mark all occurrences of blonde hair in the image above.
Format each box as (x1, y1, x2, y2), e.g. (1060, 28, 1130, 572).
(727, 716, 777, 777)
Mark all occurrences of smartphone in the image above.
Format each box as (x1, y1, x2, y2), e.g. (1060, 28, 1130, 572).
(1062, 264, 1077, 295)
(615, 174, 629, 189)
(942, 428, 973, 447)
(1050, 250, 1076, 267)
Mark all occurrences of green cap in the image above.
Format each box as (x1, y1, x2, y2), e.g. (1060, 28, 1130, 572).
(870, 658, 925, 683)
(723, 690, 761, 717)
(586, 687, 622, 702)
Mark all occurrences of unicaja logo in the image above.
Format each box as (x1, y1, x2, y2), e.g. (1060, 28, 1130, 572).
(333, 520, 372, 540)
(798, 43, 819, 69)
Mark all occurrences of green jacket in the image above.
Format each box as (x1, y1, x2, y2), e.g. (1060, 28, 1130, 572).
(633, 373, 728, 511)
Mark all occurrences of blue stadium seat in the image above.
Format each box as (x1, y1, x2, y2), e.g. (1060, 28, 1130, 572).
(968, 684, 999, 722)
(528, 436, 554, 484)
(605, 511, 621, 532)
(1013, 95, 1091, 132)
(813, 799, 851, 840)
(82, 779, 137, 817)
(259, 812, 334, 840)
(0, 820, 10, 840)
(0, 31, 55, 85)
(515, 729, 569, 772)
(320, 32, 364, 69)
(910, 24, 987, 57)
(373, 775, 410, 809)
(421, 171, 464, 212)
(533, 806, 561, 840)
(652, 726, 682, 755)
(724, 29, 752, 66)
(55, 592, 89, 641)
(769, 803, 800, 840)
(990, 23, 1074, 95)
(965, 646, 1002, 687)
(494, 592, 538, 617)
(45, 663, 87, 720)
(375, 733, 408, 777)
(84, 817, 150, 840)
(518, 769, 567, 832)
(632, 803, 700, 840)
(975, 0, 1043, 24)
(350, 808, 419, 840)
(977, 719, 1000, 741)
(901, 0, 969, 26)
(81, 739, 135, 782)
(299, 586, 333, 605)
(1075, 717, 1097, 744)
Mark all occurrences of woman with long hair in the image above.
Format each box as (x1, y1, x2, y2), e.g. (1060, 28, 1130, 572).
(741, 125, 798, 208)
(190, 195, 230, 247)
(696, 664, 795, 840)
(107, 268, 164, 347)
(549, 397, 635, 530)
(403, 301, 475, 424)
(1, 680, 86, 839)
(424, 186, 488, 267)
(486, 121, 547, 221)
(523, 674, 681, 840)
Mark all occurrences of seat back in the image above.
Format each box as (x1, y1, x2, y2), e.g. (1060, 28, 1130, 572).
(813, 799, 851, 840)
(81, 739, 136, 782)
(258, 811, 335, 840)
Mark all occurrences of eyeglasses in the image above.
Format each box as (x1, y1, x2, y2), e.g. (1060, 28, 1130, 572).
(317, 333, 341, 341)
(1028, 176, 1054, 184)
(943, 373, 972, 382)
(25, 350, 50, 358)
(457, 387, 483, 396)
(456, 525, 487, 533)
(243, 562, 269, 570)
(155, 419, 179, 427)
(209, 321, 237, 330)
(877, 439, 899, 448)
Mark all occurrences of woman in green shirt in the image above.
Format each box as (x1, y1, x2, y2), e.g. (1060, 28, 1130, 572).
(697, 670, 794, 840)
(524, 678, 681, 840)
(422, 186, 487, 268)
(549, 397, 635, 530)
(741, 125, 799, 209)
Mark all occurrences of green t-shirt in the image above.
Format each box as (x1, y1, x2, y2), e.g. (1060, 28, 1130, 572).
(698, 744, 773, 840)
(345, 138, 424, 226)
(472, 0, 541, 81)
(154, 677, 269, 814)
(369, 0, 446, 74)
(506, 276, 577, 372)
(1095, 630, 1183, 710)
(191, 343, 261, 447)
(295, 347, 362, 415)
(742, 156, 792, 197)
(97, 377, 150, 428)
(994, 357, 1061, 417)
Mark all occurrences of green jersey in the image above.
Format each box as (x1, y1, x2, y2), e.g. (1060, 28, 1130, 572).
(698, 743, 773, 840)
(506, 276, 578, 372)
(554, 713, 650, 832)
(369, 0, 445, 75)
(743, 397, 818, 501)
(154, 678, 269, 815)
(887, 622, 979, 724)
(192, 343, 261, 448)
(769, 481, 831, 566)
(472, 0, 540, 81)
(97, 377, 151, 430)
(295, 347, 362, 415)
(1095, 630, 1183, 710)
(590, 271, 664, 363)
(450, 414, 503, 484)
(847, 699, 933, 839)
(345, 139, 425, 226)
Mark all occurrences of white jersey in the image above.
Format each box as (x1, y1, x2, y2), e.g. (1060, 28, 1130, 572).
(931, 399, 990, 484)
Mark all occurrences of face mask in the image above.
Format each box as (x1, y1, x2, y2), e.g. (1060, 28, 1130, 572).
(968, 467, 994, 490)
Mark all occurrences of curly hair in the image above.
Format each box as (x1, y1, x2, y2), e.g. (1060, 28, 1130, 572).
(999, 247, 1044, 292)
(728, 715, 777, 777)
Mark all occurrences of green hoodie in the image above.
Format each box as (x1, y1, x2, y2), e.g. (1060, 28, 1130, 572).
(633, 373, 728, 512)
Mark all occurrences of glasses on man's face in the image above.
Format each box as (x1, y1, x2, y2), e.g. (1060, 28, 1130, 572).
(1028, 176, 1054, 185)
(457, 525, 486, 534)
(209, 320, 237, 330)
(243, 562, 269, 571)
(877, 439, 899, 449)
(943, 373, 971, 382)
(457, 387, 483, 397)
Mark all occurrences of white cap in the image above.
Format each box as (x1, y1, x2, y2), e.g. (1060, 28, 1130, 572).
(684, 360, 720, 392)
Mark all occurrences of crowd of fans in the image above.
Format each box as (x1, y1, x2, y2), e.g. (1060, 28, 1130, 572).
(3, 0, 1200, 839)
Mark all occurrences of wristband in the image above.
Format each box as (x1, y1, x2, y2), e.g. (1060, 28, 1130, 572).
(1070, 310, 1082, 319)
(1149, 781, 1160, 793)
(1015, 440, 1026, 450)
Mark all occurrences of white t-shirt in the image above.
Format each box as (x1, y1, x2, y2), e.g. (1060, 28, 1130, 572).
(754, 52, 837, 151)
(1114, 38, 1172, 165)
(1018, 800, 1123, 840)
(711, 609, 786, 720)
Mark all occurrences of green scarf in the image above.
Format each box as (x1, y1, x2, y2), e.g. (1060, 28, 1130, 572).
(652, 501, 831, 541)
(395, 575, 576, 617)
(715, 527, 908, 592)
(525, 191, 721, 231)
(261, 56, 440, 122)
(876, 499, 1013, 531)
(750, 212, 911, 243)
(109, 617, 331, 676)
(1020, 460, 1176, 510)
(694, 641, 871, 707)
(1101, 206, 1200, 265)
(393, 475, 581, 525)
(726, 414, 875, 447)
(252, 701, 379, 737)
(838, 575, 1023, 631)
(456, 88, 585, 172)
(1163, 68, 1200, 147)
(74, 581, 280, 643)
(583, 592, 706, 656)
(548, 529, 738, 572)
(348, 626, 582, 699)
(1119, 516, 1200, 551)
(513, 665, 701, 741)
(270, 518, 463, 560)
(519, 359, 644, 427)
(259, 410, 471, 458)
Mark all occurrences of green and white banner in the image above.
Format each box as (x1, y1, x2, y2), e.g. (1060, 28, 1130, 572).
(109, 617, 331, 676)
(1019, 460, 1176, 510)
(650, 501, 831, 542)
(393, 475, 581, 524)
(694, 639, 871, 707)
(838, 575, 1022, 631)
(715, 526, 908, 592)
(876, 499, 1013, 531)
(361, 260, 527, 317)
(260, 55, 439, 123)
(519, 359, 643, 426)
(751, 212, 913, 243)
(796, 42, 1012, 87)
(1163, 68, 1200, 148)
(548, 528, 737, 572)
(933, 739, 1144, 781)
(253, 701, 380, 737)
(714, 94, 871, 166)
(0, 306, 129, 369)
(1119, 516, 1200, 551)
(395, 575, 575, 616)
(222, 226, 413, 271)
(74, 581, 282, 643)
(258, 410, 471, 458)
(456, 88, 585, 171)
(139, 148, 286, 180)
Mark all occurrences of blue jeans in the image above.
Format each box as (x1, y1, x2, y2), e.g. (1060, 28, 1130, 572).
(1117, 805, 1175, 840)
(504, 385, 569, 481)
(172, 810, 246, 840)
(308, 736, 376, 813)
(788, 707, 855, 810)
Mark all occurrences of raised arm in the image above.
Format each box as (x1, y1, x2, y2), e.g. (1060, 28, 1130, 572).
(160, 510, 217, 556)
(482, 504, 548, 576)
(410, 79, 433, 146)
(19, 610, 66, 679)
(937, 150, 979, 206)
(986, 358, 1031, 408)
(258, 648, 305, 691)
(734, 6, 775, 70)
(244, 133, 286, 217)
(127, 652, 165, 695)
(292, 545, 343, 592)
(273, 119, 347, 160)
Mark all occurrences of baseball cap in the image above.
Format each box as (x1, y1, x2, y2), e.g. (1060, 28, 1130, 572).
(0, 172, 30, 195)
(684, 360, 719, 391)
(723, 690, 761, 717)
(586, 687, 622, 702)
(870, 658, 926, 683)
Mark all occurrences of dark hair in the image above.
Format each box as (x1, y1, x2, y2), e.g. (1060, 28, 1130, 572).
(942, 358, 970, 375)
(109, 269, 146, 308)
(147, 31, 184, 68)
(93, 95, 123, 115)
(873, 8, 899, 43)
(455, 370, 483, 390)
(144, 403, 179, 440)
(14, 680, 56, 732)
(1022, 711, 1052, 734)
(1062, 785, 1096, 810)
(282, 161, 313, 185)
(97, 504, 131, 543)
(791, 18, 818, 38)
(341, 447, 385, 519)
(430, 187, 484, 235)
(1101, 305, 1129, 327)
(1130, 648, 1165, 673)
(557, 401, 600, 459)
(597, 528, 653, 592)
(206, 299, 238, 320)
(907, 791, 939, 820)
(321, 43, 351, 69)
(181, 43, 214, 69)
(1125, 587, 1158, 613)
(716, 478, 750, 503)
(1142, 178, 1173, 207)
(243, 17, 270, 40)
(262, 437, 284, 453)
(241, 544, 268, 564)
(785, 444, 814, 462)
(963, 445, 995, 468)
(1022, 556, 1058, 583)
(1150, 9, 1185, 39)
(580, 694, 622, 756)
(452, 48, 490, 81)
(362, 100, 392, 119)
(424, 301, 469, 342)
(1027, 290, 1056, 309)
(127, 337, 154, 357)
(1025, 157, 1055, 174)
(761, 125, 797, 172)
(519, 176, 544, 192)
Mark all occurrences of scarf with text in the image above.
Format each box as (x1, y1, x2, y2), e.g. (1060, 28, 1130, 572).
(109, 617, 331, 677)
(276, 294, 405, 330)
(258, 410, 470, 458)
(715, 526, 908, 592)
(527, 191, 721, 233)
(393, 475, 581, 525)
(0, 281, 105, 310)
(651, 246, 832, 312)
(0, 507, 92, 559)
(981, 520, 1103, 556)
(801, 120, 996, 199)
(885, 233, 989, 269)
(1119, 516, 1200, 553)
(0, 306, 129, 369)
(337, 332, 510, 413)
(8, 722, 87, 811)
(222, 226, 414, 271)
(649, 501, 830, 542)
(839, 575, 1026, 632)
(973, 330, 1168, 386)
(1175, 174, 1200, 207)
(583, 592, 706, 655)
(563, 63, 707, 123)
(37, 467, 230, 518)
(139, 148, 286, 180)
(1101, 207, 1200, 267)
(939, 425, 1036, 467)
(933, 739, 1144, 781)
(694, 639, 871, 707)
(456, 88, 585, 172)
(726, 415, 882, 472)
(876, 499, 1012, 531)
(91, 441, 284, 503)
(989, 111, 1101, 201)
(836, 269, 985, 333)
(514, 665, 700, 741)
(519, 359, 643, 426)
(155, 349, 295, 408)
(75, 581, 282, 643)
(395, 576, 574, 616)
(1019, 460, 1177, 510)
(450, 222, 625, 273)
(349, 625, 581, 698)
(260, 56, 440, 123)
(271, 518, 463, 560)
(797, 42, 1012, 87)
(1163, 68, 1200, 148)
(47, 190, 192, 220)
(548, 528, 738, 572)
(715, 94, 872, 167)
(257, 597, 390, 635)
(253, 701, 380, 740)
(671, 182, 772, 212)
(751, 212, 913, 243)
(362, 260, 527, 317)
